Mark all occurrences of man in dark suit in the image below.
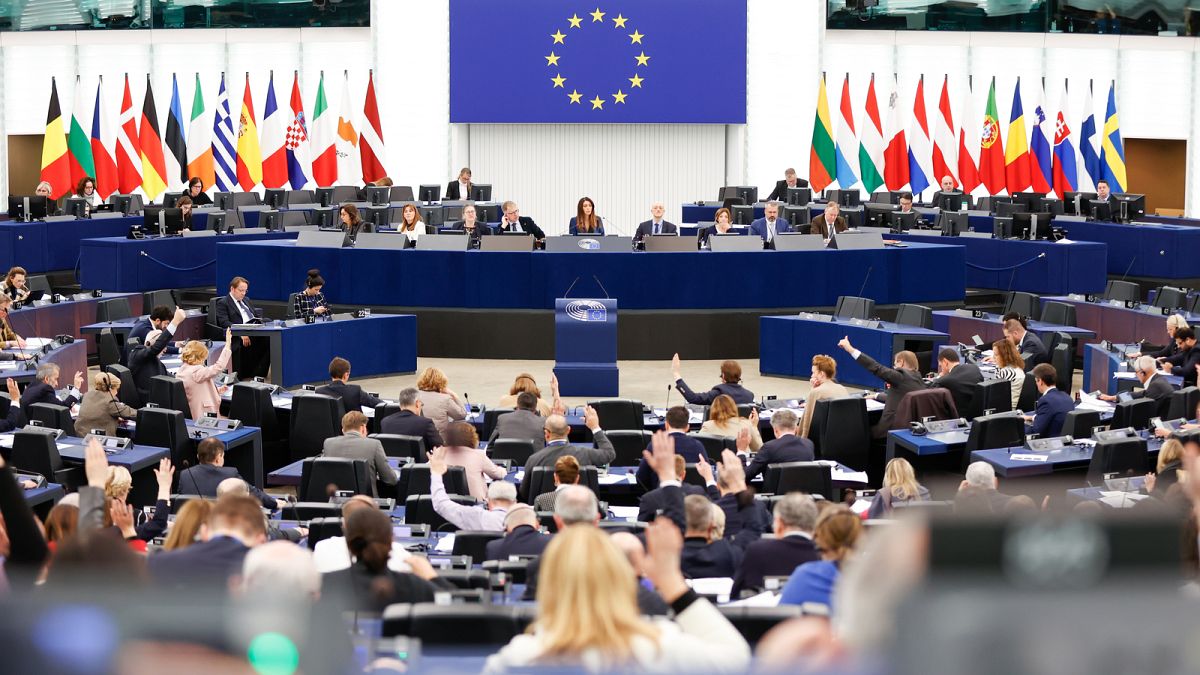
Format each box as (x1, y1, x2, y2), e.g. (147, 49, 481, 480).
(635, 406, 710, 490)
(19, 362, 83, 413)
(731, 493, 820, 597)
(489, 392, 546, 449)
(520, 407, 615, 501)
(638, 454, 719, 530)
(744, 409, 814, 482)
(838, 336, 927, 438)
(316, 357, 382, 414)
(931, 347, 983, 417)
(1023, 364, 1075, 438)
(1160, 327, 1200, 387)
(766, 168, 810, 202)
(1100, 355, 1175, 417)
(672, 353, 754, 405)
(634, 202, 679, 242)
(379, 387, 442, 456)
(127, 307, 186, 403)
(1090, 179, 1118, 220)
(127, 305, 177, 362)
(681, 493, 742, 578)
(497, 200, 545, 241)
(213, 276, 270, 379)
(177, 437, 278, 509)
(148, 495, 268, 589)
(1002, 313, 1048, 366)
(484, 505, 550, 562)
(748, 201, 791, 246)
(809, 201, 847, 239)
(322, 411, 398, 495)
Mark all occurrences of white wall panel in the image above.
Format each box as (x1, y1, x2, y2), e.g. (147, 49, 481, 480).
(5, 42, 75, 134)
(1119, 47, 1190, 140)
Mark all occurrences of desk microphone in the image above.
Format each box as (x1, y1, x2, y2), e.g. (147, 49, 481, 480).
(592, 275, 612, 300)
(463, 392, 471, 414)
(1120, 257, 1137, 282)
(664, 384, 673, 415)
(857, 266, 873, 297)
(562, 276, 581, 298)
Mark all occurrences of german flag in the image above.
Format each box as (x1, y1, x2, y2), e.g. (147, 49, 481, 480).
(138, 75, 169, 201)
(39, 78, 72, 199)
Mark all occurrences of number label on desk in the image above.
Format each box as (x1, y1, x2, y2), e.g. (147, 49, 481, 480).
(1009, 453, 1049, 462)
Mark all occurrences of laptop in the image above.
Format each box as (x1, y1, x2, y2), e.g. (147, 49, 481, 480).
(773, 233, 827, 251)
(481, 234, 534, 252)
(415, 234, 469, 251)
(709, 235, 764, 253)
(644, 235, 696, 252)
(545, 236, 632, 252)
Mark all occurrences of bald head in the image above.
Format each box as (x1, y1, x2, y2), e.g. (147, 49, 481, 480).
(216, 477, 249, 498)
(504, 504, 538, 532)
(609, 531, 647, 576)
(544, 414, 570, 440)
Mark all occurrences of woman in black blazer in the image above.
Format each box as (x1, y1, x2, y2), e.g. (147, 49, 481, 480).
(184, 177, 213, 206)
(569, 196, 604, 235)
(445, 167, 473, 201)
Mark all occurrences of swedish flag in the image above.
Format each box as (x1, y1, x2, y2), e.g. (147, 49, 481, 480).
(1100, 81, 1126, 192)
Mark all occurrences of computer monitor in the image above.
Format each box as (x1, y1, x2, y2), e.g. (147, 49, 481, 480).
(1063, 191, 1097, 215)
(363, 206, 391, 228)
(443, 205, 464, 222)
(62, 197, 89, 219)
(259, 211, 284, 231)
(470, 184, 492, 201)
(864, 203, 897, 229)
(162, 193, 180, 208)
(109, 193, 144, 215)
(475, 203, 500, 222)
(735, 186, 758, 205)
(870, 190, 899, 205)
(6, 195, 48, 221)
(785, 187, 812, 206)
(1088, 200, 1113, 222)
(731, 205, 755, 226)
(826, 189, 861, 208)
(142, 207, 185, 235)
(207, 212, 227, 233)
(937, 211, 968, 236)
(419, 205, 445, 227)
(1012, 192, 1044, 211)
(1037, 197, 1065, 216)
(993, 216, 1013, 239)
(1115, 194, 1145, 223)
(993, 200, 1022, 217)
(885, 210, 917, 232)
(262, 188, 287, 209)
(362, 185, 391, 206)
(934, 191, 964, 212)
(1011, 212, 1051, 240)
(718, 186, 740, 202)
(418, 184, 442, 203)
(311, 207, 339, 229)
(213, 191, 231, 209)
(782, 205, 808, 226)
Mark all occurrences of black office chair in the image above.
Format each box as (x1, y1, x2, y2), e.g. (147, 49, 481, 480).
(1111, 398, 1156, 430)
(404, 493, 476, 531)
(1039, 301, 1077, 327)
(1003, 291, 1039, 320)
(280, 502, 342, 521)
(971, 379, 1013, 419)
(25, 275, 52, 296)
(524, 465, 600, 505)
(1190, 294, 1200, 317)
(808, 396, 869, 470)
(10, 429, 81, 489)
(718, 606, 804, 646)
(26, 402, 74, 436)
(1104, 280, 1141, 303)
(135, 407, 193, 467)
(597, 520, 646, 535)
(1087, 437, 1147, 482)
(1061, 409, 1101, 439)
(481, 559, 531, 583)
(1016, 375, 1039, 412)
(399, 463, 468, 500)
(284, 293, 300, 320)
(587, 399, 645, 431)
(168, 494, 202, 513)
(1050, 343, 1074, 393)
(306, 517, 344, 550)
(763, 462, 832, 498)
(298, 457, 374, 501)
(205, 297, 223, 340)
(408, 605, 524, 646)
(370, 433, 426, 462)
(894, 303, 933, 329)
(1153, 286, 1188, 310)
(605, 429, 651, 466)
(229, 381, 286, 470)
(834, 296, 874, 320)
(142, 290, 175, 312)
(95, 297, 133, 323)
(489, 439, 536, 465)
(149, 375, 191, 418)
(372, 402, 401, 434)
(104, 364, 141, 408)
(98, 328, 122, 369)
(289, 393, 345, 462)
(481, 408, 513, 442)
(436, 569, 491, 590)
(963, 413, 1025, 470)
(689, 433, 735, 463)
(1167, 386, 1200, 421)
(451, 530, 505, 564)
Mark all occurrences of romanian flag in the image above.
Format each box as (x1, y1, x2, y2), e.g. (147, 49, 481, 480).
(138, 76, 169, 201)
(808, 74, 836, 193)
(40, 77, 72, 199)
(978, 78, 1006, 195)
(1003, 78, 1031, 195)
(235, 74, 263, 191)
(1100, 81, 1127, 192)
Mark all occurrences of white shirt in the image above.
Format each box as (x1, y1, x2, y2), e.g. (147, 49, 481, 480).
(230, 294, 253, 323)
(312, 536, 412, 573)
(505, 219, 524, 233)
(458, 181, 471, 196)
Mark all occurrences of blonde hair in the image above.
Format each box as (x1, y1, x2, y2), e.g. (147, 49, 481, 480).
(105, 466, 133, 500)
(708, 394, 738, 425)
(883, 458, 921, 502)
(1158, 438, 1184, 474)
(180, 340, 209, 366)
(163, 499, 213, 551)
(1168, 314, 1190, 331)
(533, 525, 659, 664)
(710, 503, 726, 540)
(416, 367, 448, 392)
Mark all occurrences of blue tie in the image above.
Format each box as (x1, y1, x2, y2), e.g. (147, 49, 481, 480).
(653, 222, 660, 236)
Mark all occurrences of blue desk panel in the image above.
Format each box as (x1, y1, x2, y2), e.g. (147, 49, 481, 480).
(79, 231, 297, 292)
(4, 292, 143, 356)
(971, 437, 1163, 479)
(681, 202, 767, 224)
(216, 241, 966, 310)
(1082, 342, 1183, 394)
(1046, 296, 1200, 348)
(1057, 220, 1200, 279)
(0, 216, 140, 273)
(932, 310, 1095, 348)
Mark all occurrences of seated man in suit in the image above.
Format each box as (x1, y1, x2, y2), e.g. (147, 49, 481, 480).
(216, 478, 302, 543)
(1002, 313, 1048, 367)
(127, 307, 187, 403)
(931, 347, 983, 417)
(1159, 327, 1200, 387)
(177, 437, 278, 510)
(19, 362, 83, 413)
(148, 495, 268, 589)
(634, 202, 679, 241)
(681, 494, 743, 578)
(316, 357, 383, 414)
(213, 276, 270, 380)
(672, 353, 754, 405)
(731, 493, 821, 597)
(1099, 355, 1174, 416)
(837, 336, 926, 439)
(322, 411, 399, 495)
(638, 454, 719, 529)
(379, 387, 443, 455)
(496, 200, 546, 241)
(520, 407, 615, 501)
(1022, 363, 1075, 438)
(931, 175, 964, 208)
(897, 192, 915, 214)
(429, 446, 515, 531)
(127, 305, 179, 361)
(955, 461, 1013, 513)
(801, 354, 850, 438)
(766, 167, 809, 202)
(488, 391, 546, 450)
(485, 505, 550, 562)
(748, 201, 790, 246)
(810, 201, 847, 240)
(744, 409, 815, 482)
(635, 406, 710, 490)
(1091, 179, 1117, 220)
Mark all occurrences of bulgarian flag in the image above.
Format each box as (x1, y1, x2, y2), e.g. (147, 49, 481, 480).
(67, 75, 96, 188)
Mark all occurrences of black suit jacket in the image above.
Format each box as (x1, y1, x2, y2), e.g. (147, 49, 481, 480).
(855, 352, 927, 438)
(148, 536, 249, 589)
(1018, 331, 1049, 366)
(767, 178, 810, 202)
(316, 380, 382, 415)
(127, 327, 172, 403)
(1136, 374, 1175, 417)
(635, 432, 711, 490)
(730, 535, 820, 597)
(682, 537, 742, 579)
(744, 434, 815, 482)
(638, 482, 720, 531)
(444, 181, 471, 201)
(674, 379, 754, 406)
(497, 216, 545, 240)
(448, 221, 490, 247)
(322, 562, 440, 612)
(484, 524, 550, 562)
(379, 410, 443, 457)
(19, 380, 78, 413)
(933, 363, 984, 418)
(1165, 346, 1200, 387)
(177, 463, 277, 509)
(634, 220, 679, 241)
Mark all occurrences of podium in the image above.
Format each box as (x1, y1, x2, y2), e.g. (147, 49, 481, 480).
(553, 298, 619, 397)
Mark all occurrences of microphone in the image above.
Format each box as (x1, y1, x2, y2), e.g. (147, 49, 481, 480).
(664, 384, 673, 418)
(181, 459, 207, 500)
(1120, 256, 1137, 282)
(562, 276, 581, 299)
(463, 392, 471, 415)
(592, 275, 611, 299)
(857, 266, 873, 298)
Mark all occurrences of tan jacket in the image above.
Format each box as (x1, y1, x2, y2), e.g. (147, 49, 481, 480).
(801, 381, 850, 438)
(699, 417, 763, 451)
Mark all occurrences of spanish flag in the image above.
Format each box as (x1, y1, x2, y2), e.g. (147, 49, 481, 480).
(235, 74, 262, 191)
(40, 77, 72, 199)
(138, 76, 169, 201)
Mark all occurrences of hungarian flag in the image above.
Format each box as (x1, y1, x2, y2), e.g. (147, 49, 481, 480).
(67, 75, 96, 188)
(310, 72, 337, 187)
(335, 72, 359, 184)
(957, 80, 980, 195)
(1003, 78, 1031, 195)
(91, 77, 118, 199)
(1051, 80, 1079, 197)
(285, 72, 311, 189)
(39, 77, 72, 199)
(116, 75, 142, 194)
(808, 74, 836, 193)
(882, 77, 909, 191)
(138, 76, 169, 201)
(931, 75, 957, 188)
(978, 78, 1006, 195)
(906, 75, 932, 196)
(164, 74, 188, 190)
(260, 72, 288, 189)
(235, 74, 263, 191)
(858, 74, 885, 194)
(186, 74, 215, 191)
(359, 70, 388, 183)
(1029, 83, 1053, 194)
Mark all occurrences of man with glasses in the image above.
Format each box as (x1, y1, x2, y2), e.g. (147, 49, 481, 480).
(497, 201, 545, 241)
(1098, 355, 1174, 416)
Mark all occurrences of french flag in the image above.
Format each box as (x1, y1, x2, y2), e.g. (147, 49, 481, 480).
(1052, 80, 1079, 196)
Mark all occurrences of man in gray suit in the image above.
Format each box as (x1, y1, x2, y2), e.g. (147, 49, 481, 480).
(489, 392, 546, 449)
(321, 411, 398, 494)
(519, 406, 615, 501)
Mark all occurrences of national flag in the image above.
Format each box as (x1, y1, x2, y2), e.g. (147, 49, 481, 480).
(67, 75, 96, 188)
(138, 76, 169, 201)
(91, 77, 118, 199)
(260, 72, 288, 188)
(957, 79, 980, 194)
(310, 72, 337, 187)
(235, 74, 263, 191)
(1051, 80, 1079, 197)
(906, 75, 932, 196)
(883, 76, 909, 191)
(808, 74, 836, 192)
(285, 72, 311, 189)
(1029, 82, 1053, 194)
(1100, 81, 1127, 192)
(359, 70, 388, 183)
(931, 75, 957, 189)
(335, 72, 359, 184)
(186, 74, 215, 191)
(858, 74, 885, 194)
(1004, 78, 1031, 195)
(833, 74, 860, 190)
(164, 74, 188, 190)
(39, 78, 72, 199)
(1078, 81, 1100, 191)
(212, 74, 237, 192)
(116, 75, 142, 194)
(978, 78, 1006, 195)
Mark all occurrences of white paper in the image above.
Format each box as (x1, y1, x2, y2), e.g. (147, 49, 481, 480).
(513, 470, 525, 483)
(832, 468, 868, 484)
(724, 591, 781, 607)
(865, 399, 885, 412)
(0, 435, 13, 448)
(598, 473, 632, 485)
(22, 338, 53, 349)
(434, 533, 456, 552)
(1113, 371, 1138, 380)
(687, 577, 733, 597)
(608, 505, 640, 521)
(0, 362, 21, 371)
(1099, 493, 1149, 509)
(1077, 391, 1116, 412)
(850, 498, 872, 515)
(1009, 453, 1049, 462)
(271, 397, 293, 409)
(56, 443, 74, 451)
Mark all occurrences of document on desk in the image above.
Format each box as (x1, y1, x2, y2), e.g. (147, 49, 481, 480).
(434, 533, 456, 553)
(0, 435, 12, 448)
(608, 506, 640, 521)
(23, 338, 54, 349)
(1076, 391, 1115, 413)
(831, 466, 868, 484)
(1009, 453, 1049, 462)
(724, 591, 781, 607)
(0, 362, 21, 371)
(687, 577, 733, 598)
(271, 396, 293, 409)
(598, 473, 633, 485)
(1098, 492, 1149, 509)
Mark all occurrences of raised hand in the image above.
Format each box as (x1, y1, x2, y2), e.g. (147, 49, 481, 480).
(85, 438, 110, 488)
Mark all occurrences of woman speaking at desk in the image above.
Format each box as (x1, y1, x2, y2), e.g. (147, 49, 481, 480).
(569, 197, 604, 235)
(293, 269, 330, 321)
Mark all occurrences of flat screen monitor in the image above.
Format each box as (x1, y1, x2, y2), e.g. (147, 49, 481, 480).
(143, 207, 185, 235)
(870, 190, 899, 204)
(62, 197, 89, 219)
(388, 186, 415, 202)
(718, 186, 740, 202)
(937, 211, 968, 236)
(1037, 197, 1065, 216)
(1012, 212, 1051, 240)
(260, 211, 284, 231)
(865, 203, 897, 228)
(993, 200, 1022, 217)
(362, 185, 391, 206)
(735, 186, 758, 205)
(782, 205, 808, 225)
(885, 210, 917, 232)
(1089, 200, 1113, 222)
(826, 189, 861, 208)
(7, 195, 48, 220)
(109, 193, 144, 215)
(213, 191, 231, 209)
(363, 206, 391, 228)
(993, 216, 1013, 239)
(731, 205, 755, 226)
(475, 203, 500, 222)
(1063, 191, 1097, 215)
(1012, 192, 1044, 211)
(262, 188, 287, 208)
(162, 193, 181, 208)
(311, 207, 339, 229)
(443, 205, 464, 222)
(785, 187, 812, 206)
(470, 184, 492, 201)
(419, 205, 445, 226)
(207, 212, 227, 233)
(1115, 194, 1145, 222)
(934, 191, 964, 212)
(418, 184, 442, 203)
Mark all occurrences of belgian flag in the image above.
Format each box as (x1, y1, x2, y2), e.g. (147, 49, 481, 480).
(138, 75, 169, 201)
(39, 78, 72, 199)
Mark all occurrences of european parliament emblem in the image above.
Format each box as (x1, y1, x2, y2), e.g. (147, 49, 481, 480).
(566, 300, 608, 322)
(577, 238, 601, 250)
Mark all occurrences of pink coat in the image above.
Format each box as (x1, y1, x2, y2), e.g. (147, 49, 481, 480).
(177, 346, 233, 421)
(443, 445, 507, 501)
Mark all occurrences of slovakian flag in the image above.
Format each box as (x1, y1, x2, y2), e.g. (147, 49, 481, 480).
(260, 72, 288, 189)
(931, 75, 957, 189)
(1051, 80, 1079, 197)
(906, 75, 933, 196)
(978, 77, 1006, 195)
(164, 74, 188, 191)
(883, 76, 909, 191)
(833, 74, 860, 190)
(1029, 82, 1053, 195)
(285, 72, 311, 189)
(40, 77, 72, 199)
(359, 70, 388, 183)
(1004, 78, 1031, 195)
(310, 72, 337, 187)
(138, 76, 169, 201)
(116, 75, 142, 194)
(808, 74, 836, 193)
(67, 75, 96, 189)
(235, 74, 263, 191)
(858, 74, 886, 194)
(957, 79, 981, 195)
(186, 74, 215, 192)
(91, 77, 119, 199)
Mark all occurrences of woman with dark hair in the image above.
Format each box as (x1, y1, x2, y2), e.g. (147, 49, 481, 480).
(75, 176, 102, 207)
(185, 177, 213, 206)
(700, 208, 735, 249)
(569, 196, 604, 235)
(321, 507, 443, 612)
(293, 269, 330, 321)
(339, 203, 365, 242)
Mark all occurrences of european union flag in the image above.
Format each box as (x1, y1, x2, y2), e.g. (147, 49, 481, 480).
(450, 0, 746, 124)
